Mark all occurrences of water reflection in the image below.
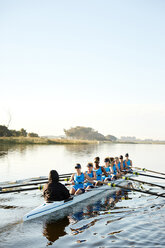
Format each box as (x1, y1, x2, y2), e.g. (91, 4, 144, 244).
(0, 144, 34, 157)
(64, 144, 99, 157)
(42, 189, 129, 245)
(43, 217, 70, 246)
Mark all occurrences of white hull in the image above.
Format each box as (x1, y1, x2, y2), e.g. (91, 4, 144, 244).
(23, 176, 133, 222)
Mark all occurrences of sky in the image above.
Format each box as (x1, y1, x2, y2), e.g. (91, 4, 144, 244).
(0, 0, 165, 139)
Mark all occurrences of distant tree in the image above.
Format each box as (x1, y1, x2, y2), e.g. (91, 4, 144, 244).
(10, 130, 21, 137)
(64, 126, 105, 140)
(0, 125, 11, 137)
(105, 135, 117, 141)
(28, 132, 39, 137)
(20, 128, 27, 137)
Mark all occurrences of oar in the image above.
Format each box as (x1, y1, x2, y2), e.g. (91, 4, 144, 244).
(107, 182, 165, 199)
(0, 178, 70, 190)
(0, 181, 73, 194)
(0, 185, 44, 194)
(0, 173, 72, 186)
(122, 171, 165, 180)
(132, 166, 165, 176)
(30, 173, 72, 182)
(122, 176, 165, 189)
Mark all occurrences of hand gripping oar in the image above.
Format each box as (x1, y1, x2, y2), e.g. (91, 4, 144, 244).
(122, 176, 165, 189)
(132, 166, 165, 176)
(107, 182, 165, 199)
(122, 171, 165, 180)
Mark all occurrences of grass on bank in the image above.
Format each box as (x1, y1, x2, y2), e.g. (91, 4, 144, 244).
(0, 137, 99, 145)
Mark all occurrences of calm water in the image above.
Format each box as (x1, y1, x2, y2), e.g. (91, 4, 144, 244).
(0, 143, 165, 247)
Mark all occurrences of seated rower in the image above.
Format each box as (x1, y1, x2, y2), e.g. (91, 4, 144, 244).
(84, 163, 96, 190)
(124, 153, 133, 171)
(113, 157, 121, 178)
(94, 157, 108, 186)
(118, 155, 125, 174)
(70, 164, 93, 195)
(43, 170, 70, 202)
(102, 157, 114, 182)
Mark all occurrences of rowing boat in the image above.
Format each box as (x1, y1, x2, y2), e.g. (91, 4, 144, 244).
(23, 172, 135, 221)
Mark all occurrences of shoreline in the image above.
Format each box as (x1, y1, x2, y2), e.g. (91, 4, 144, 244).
(0, 137, 165, 145)
(0, 137, 99, 145)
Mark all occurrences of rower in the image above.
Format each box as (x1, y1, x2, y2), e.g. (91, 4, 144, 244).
(84, 163, 96, 190)
(70, 164, 93, 195)
(43, 170, 70, 202)
(113, 158, 121, 178)
(102, 157, 113, 182)
(93, 157, 108, 186)
(118, 155, 125, 173)
(124, 153, 133, 171)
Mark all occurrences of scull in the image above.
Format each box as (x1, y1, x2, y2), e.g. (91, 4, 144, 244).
(23, 172, 135, 221)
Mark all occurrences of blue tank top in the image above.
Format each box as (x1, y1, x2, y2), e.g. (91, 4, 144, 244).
(94, 166, 102, 181)
(113, 164, 117, 175)
(117, 162, 121, 170)
(86, 171, 94, 178)
(74, 173, 85, 186)
(103, 166, 110, 173)
(85, 171, 94, 187)
(124, 159, 131, 168)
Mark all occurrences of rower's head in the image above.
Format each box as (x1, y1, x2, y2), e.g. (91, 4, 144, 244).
(94, 160, 99, 168)
(104, 157, 110, 166)
(48, 170, 59, 183)
(75, 163, 81, 172)
(119, 155, 123, 161)
(115, 157, 119, 163)
(87, 163, 93, 172)
(125, 153, 129, 159)
(110, 157, 114, 163)
(94, 157, 100, 163)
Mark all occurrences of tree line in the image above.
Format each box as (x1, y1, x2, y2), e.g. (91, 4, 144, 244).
(0, 125, 39, 138)
(64, 126, 117, 141)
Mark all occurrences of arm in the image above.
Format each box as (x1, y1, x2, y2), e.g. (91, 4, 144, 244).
(69, 174, 75, 185)
(93, 171, 96, 180)
(61, 184, 70, 199)
(101, 167, 108, 177)
(84, 174, 94, 183)
(120, 162, 124, 171)
(116, 165, 120, 173)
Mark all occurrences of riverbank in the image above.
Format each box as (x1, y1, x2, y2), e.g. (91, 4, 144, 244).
(0, 137, 165, 145)
(0, 137, 99, 145)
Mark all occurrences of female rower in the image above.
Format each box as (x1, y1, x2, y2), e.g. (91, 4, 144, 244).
(113, 157, 121, 178)
(102, 157, 114, 182)
(84, 163, 96, 190)
(124, 153, 132, 171)
(43, 170, 70, 202)
(93, 157, 108, 186)
(118, 155, 125, 172)
(70, 164, 93, 195)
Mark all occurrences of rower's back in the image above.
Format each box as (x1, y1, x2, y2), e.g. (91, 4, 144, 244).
(43, 170, 70, 202)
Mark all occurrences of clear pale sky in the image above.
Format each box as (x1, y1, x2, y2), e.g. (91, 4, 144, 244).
(0, 0, 165, 139)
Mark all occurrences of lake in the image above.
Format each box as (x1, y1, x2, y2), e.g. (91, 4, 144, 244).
(0, 143, 165, 247)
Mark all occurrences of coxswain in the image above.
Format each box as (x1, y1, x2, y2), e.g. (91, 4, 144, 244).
(43, 170, 70, 202)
